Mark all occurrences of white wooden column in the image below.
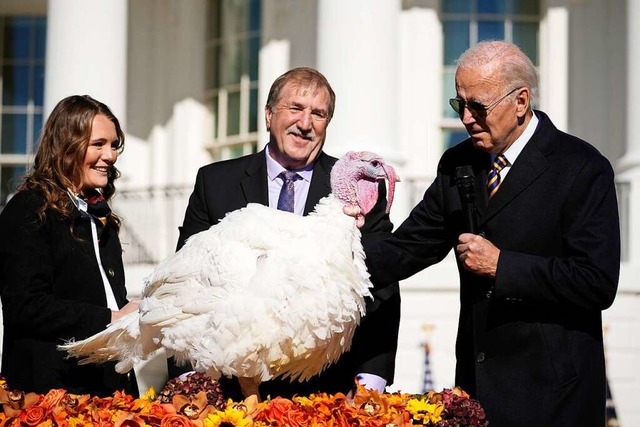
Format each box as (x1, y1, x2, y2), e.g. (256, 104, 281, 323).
(258, 41, 291, 148)
(44, 0, 127, 125)
(539, 3, 569, 132)
(617, 0, 640, 265)
(398, 5, 442, 199)
(316, 0, 400, 162)
(621, 0, 640, 171)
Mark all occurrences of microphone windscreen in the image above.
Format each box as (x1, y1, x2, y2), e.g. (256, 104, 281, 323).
(455, 165, 474, 183)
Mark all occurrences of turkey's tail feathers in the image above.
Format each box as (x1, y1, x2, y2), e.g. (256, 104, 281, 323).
(58, 311, 142, 374)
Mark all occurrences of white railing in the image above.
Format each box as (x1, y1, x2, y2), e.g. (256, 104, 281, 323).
(113, 185, 192, 265)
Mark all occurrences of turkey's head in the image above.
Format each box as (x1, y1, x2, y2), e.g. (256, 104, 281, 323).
(330, 151, 397, 216)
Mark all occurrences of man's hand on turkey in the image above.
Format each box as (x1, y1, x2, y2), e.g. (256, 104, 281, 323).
(343, 205, 364, 228)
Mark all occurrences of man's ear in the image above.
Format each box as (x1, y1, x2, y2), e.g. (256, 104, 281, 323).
(265, 106, 273, 131)
(515, 87, 530, 118)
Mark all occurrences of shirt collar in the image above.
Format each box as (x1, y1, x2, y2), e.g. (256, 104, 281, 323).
(497, 111, 539, 166)
(67, 189, 88, 213)
(265, 144, 313, 182)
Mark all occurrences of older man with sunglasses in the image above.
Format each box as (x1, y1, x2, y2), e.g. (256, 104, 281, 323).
(361, 41, 620, 426)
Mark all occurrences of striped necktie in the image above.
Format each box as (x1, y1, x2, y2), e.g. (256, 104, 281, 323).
(487, 154, 508, 198)
(277, 170, 300, 212)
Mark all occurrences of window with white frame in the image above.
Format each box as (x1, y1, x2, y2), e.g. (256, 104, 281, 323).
(0, 15, 46, 210)
(205, 0, 261, 162)
(441, 0, 540, 150)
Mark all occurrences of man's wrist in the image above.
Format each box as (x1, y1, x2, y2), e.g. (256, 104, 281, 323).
(356, 373, 387, 393)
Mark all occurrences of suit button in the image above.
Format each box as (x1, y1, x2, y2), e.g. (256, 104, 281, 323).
(108, 268, 115, 277)
(476, 352, 486, 363)
(486, 289, 493, 299)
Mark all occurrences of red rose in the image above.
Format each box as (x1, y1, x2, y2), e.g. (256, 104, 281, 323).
(18, 406, 47, 426)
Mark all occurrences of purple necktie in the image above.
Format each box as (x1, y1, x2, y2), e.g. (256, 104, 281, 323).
(277, 171, 300, 212)
(487, 154, 508, 198)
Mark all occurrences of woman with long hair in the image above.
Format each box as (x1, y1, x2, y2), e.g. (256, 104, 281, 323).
(0, 95, 138, 395)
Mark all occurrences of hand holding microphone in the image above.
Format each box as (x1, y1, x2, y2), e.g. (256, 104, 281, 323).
(455, 165, 477, 234)
(454, 166, 499, 277)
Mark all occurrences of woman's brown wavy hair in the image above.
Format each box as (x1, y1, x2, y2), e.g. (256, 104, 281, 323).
(18, 95, 125, 230)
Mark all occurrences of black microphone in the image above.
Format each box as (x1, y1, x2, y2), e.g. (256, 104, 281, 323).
(455, 165, 477, 233)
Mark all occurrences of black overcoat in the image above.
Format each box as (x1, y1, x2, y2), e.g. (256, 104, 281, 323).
(365, 111, 620, 426)
(0, 190, 136, 395)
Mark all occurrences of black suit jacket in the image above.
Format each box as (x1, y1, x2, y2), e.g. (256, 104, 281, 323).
(0, 190, 137, 396)
(365, 111, 620, 427)
(175, 149, 400, 399)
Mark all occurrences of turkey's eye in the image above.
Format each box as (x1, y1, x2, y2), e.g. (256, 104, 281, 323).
(370, 160, 380, 167)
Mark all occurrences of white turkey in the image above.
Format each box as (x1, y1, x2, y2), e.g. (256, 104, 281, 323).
(61, 150, 397, 398)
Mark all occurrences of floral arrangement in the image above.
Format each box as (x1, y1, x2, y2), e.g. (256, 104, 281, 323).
(0, 373, 488, 427)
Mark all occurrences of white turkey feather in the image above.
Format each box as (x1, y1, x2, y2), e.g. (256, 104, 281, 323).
(60, 151, 397, 397)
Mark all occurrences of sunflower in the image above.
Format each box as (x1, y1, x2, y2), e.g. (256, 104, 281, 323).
(203, 406, 252, 427)
(405, 397, 444, 425)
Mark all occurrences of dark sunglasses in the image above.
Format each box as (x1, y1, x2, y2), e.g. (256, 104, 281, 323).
(449, 87, 521, 117)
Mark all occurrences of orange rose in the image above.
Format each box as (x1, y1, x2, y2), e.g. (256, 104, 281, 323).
(18, 405, 47, 426)
(160, 414, 195, 427)
(139, 403, 172, 426)
(259, 396, 292, 422)
(280, 408, 310, 427)
(40, 389, 66, 413)
(150, 403, 172, 418)
(255, 397, 313, 426)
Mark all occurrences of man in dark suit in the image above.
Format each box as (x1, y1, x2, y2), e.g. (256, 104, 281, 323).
(362, 41, 620, 426)
(174, 67, 400, 400)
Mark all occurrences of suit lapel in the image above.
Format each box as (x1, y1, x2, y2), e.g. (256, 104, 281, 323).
(479, 113, 555, 226)
(304, 153, 335, 215)
(240, 151, 269, 205)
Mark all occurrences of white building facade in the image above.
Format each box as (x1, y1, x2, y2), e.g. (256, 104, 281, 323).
(1, 0, 639, 424)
